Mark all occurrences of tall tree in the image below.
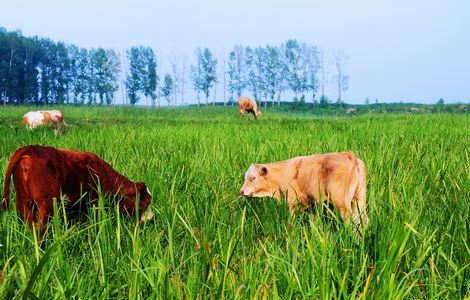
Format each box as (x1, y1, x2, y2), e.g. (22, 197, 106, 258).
(4, 31, 22, 104)
(161, 73, 173, 106)
(91, 48, 120, 105)
(180, 57, 187, 106)
(126, 46, 144, 105)
(199, 48, 217, 105)
(222, 55, 226, 106)
(75, 48, 92, 104)
(171, 60, 179, 106)
(254, 46, 269, 107)
(275, 44, 288, 106)
(282, 39, 310, 100)
(38, 38, 55, 105)
(53, 42, 72, 104)
(263, 45, 282, 107)
(22, 36, 41, 104)
(227, 45, 246, 106)
(244, 47, 260, 102)
(190, 48, 203, 106)
(319, 47, 328, 100)
(332, 48, 349, 106)
(305, 45, 320, 102)
(142, 47, 158, 106)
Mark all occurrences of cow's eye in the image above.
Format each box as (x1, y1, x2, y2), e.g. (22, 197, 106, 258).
(250, 176, 255, 182)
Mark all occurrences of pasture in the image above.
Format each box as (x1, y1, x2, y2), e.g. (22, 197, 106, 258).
(0, 106, 468, 299)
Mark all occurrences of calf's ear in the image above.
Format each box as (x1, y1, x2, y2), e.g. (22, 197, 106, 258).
(137, 182, 150, 197)
(259, 166, 268, 176)
(134, 182, 146, 195)
(124, 182, 145, 196)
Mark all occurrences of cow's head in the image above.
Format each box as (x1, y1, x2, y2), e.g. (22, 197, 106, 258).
(239, 164, 274, 198)
(121, 182, 152, 218)
(255, 110, 262, 119)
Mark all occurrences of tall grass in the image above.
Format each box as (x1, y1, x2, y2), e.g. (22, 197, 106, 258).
(0, 106, 469, 298)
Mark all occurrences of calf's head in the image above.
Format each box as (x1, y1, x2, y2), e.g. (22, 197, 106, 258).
(121, 182, 152, 217)
(239, 164, 274, 198)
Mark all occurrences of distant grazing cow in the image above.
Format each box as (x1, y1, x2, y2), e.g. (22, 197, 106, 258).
(22, 110, 66, 136)
(239, 152, 369, 229)
(238, 97, 261, 119)
(1, 145, 153, 239)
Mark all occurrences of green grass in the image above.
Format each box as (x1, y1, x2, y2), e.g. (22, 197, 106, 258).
(0, 105, 469, 299)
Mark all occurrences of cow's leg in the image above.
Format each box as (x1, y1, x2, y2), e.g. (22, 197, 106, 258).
(28, 166, 60, 240)
(337, 206, 351, 224)
(286, 192, 299, 215)
(329, 188, 353, 225)
(13, 165, 35, 226)
(17, 201, 34, 226)
(36, 203, 52, 241)
(53, 122, 62, 136)
(355, 160, 369, 229)
(15, 189, 36, 236)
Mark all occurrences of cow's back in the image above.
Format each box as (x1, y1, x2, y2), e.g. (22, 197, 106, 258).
(239, 97, 255, 110)
(11, 146, 106, 202)
(23, 111, 45, 127)
(296, 152, 359, 197)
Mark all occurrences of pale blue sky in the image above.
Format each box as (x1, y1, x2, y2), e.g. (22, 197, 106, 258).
(2, 0, 469, 104)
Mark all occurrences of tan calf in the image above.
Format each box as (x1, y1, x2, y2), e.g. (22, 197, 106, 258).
(238, 97, 261, 119)
(240, 152, 369, 229)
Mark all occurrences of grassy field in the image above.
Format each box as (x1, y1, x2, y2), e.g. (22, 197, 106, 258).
(0, 106, 469, 299)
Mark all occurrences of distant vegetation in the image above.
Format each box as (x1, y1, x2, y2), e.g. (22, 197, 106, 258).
(1, 27, 348, 107)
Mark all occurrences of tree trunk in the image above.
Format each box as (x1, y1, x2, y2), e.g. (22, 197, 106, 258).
(5, 44, 14, 107)
(174, 85, 177, 107)
(223, 57, 226, 106)
(181, 63, 185, 106)
(213, 84, 216, 106)
(338, 72, 342, 106)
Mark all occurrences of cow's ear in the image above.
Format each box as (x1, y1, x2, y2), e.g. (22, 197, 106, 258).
(125, 182, 144, 196)
(138, 182, 150, 197)
(259, 166, 268, 176)
(135, 182, 146, 194)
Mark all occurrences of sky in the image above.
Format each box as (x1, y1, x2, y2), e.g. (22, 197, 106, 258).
(2, 0, 469, 104)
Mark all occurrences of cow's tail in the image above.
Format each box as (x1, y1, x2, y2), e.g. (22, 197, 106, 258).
(2, 147, 30, 210)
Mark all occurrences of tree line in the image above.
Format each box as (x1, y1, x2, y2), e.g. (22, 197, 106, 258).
(0, 27, 349, 107)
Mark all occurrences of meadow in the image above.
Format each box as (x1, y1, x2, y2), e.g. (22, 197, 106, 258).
(0, 105, 468, 299)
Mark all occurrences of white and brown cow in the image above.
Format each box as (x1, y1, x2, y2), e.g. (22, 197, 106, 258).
(239, 152, 369, 230)
(238, 97, 261, 119)
(22, 110, 65, 136)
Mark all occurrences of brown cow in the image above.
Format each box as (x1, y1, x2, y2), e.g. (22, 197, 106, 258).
(1, 145, 152, 238)
(22, 110, 66, 136)
(238, 97, 262, 119)
(239, 152, 369, 229)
